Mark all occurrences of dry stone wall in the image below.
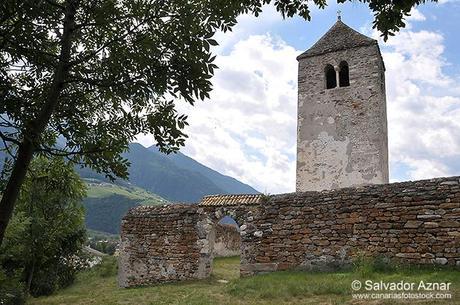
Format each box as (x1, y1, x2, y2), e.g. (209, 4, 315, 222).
(118, 205, 213, 287)
(243, 177, 460, 275)
(213, 224, 240, 257)
(119, 177, 460, 287)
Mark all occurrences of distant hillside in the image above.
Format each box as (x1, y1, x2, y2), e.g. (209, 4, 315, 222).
(82, 179, 168, 234)
(1, 140, 259, 234)
(148, 145, 257, 195)
(85, 179, 167, 206)
(77, 143, 258, 203)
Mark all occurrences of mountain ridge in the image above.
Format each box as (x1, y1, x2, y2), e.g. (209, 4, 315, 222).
(77, 142, 258, 203)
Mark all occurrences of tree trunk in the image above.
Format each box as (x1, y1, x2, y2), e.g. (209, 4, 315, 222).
(0, 141, 35, 244)
(0, 0, 78, 247)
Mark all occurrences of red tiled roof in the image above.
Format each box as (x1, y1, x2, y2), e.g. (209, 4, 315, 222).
(199, 194, 263, 206)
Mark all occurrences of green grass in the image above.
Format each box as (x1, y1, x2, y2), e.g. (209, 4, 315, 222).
(85, 179, 168, 206)
(29, 256, 460, 305)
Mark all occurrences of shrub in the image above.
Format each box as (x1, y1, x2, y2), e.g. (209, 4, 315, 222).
(0, 268, 26, 305)
(352, 252, 397, 275)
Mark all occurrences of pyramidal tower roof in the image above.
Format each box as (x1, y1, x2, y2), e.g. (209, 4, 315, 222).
(297, 20, 377, 60)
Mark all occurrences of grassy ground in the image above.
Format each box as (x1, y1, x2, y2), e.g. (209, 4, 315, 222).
(29, 256, 460, 305)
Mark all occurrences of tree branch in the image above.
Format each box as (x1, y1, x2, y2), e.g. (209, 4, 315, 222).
(70, 8, 165, 67)
(44, 0, 66, 10)
(65, 74, 144, 88)
(0, 130, 20, 146)
(37, 145, 108, 157)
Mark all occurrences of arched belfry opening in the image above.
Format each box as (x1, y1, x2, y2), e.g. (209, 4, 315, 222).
(339, 61, 350, 87)
(325, 64, 336, 89)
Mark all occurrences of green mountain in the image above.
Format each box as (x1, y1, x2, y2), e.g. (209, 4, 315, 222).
(1, 140, 258, 234)
(77, 143, 259, 203)
(148, 145, 257, 196)
(82, 179, 168, 234)
(85, 179, 167, 205)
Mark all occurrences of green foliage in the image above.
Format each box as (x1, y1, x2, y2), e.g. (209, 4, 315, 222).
(86, 230, 119, 255)
(352, 252, 400, 276)
(0, 267, 26, 305)
(0, 0, 294, 180)
(0, 212, 29, 303)
(0, 157, 12, 193)
(94, 256, 118, 278)
(0, 157, 87, 297)
(345, 0, 437, 40)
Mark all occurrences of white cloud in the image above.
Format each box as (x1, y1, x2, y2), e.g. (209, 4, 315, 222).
(438, 0, 460, 3)
(377, 24, 460, 181)
(173, 35, 299, 193)
(137, 7, 460, 193)
(212, 5, 282, 55)
(406, 8, 426, 22)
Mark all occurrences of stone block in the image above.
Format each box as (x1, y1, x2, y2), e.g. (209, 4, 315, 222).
(404, 220, 422, 228)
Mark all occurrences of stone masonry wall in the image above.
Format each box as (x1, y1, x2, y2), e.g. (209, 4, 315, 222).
(119, 177, 460, 287)
(118, 205, 213, 287)
(213, 223, 240, 257)
(243, 177, 460, 275)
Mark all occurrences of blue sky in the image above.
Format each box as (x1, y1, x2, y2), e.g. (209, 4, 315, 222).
(137, 0, 460, 193)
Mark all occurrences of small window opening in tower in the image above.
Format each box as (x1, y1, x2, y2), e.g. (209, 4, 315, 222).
(325, 64, 336, 89)
(339, 61, 350, 87)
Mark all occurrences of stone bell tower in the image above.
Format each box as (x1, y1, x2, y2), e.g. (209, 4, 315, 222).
(296, 18, 389, 192)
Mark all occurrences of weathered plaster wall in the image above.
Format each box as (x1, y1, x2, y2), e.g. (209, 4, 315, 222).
(296, 44, 389, 191)
(119, 177, 460, 287)
(213, 223, 240, 257)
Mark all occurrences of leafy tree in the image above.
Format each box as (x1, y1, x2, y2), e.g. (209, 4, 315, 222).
(0, 211, 27, 305)
(0, 0, 436, 245)
(0, 156, 87, 298)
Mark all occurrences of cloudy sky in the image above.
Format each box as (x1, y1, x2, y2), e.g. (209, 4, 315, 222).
(137, 0, 460, 194)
